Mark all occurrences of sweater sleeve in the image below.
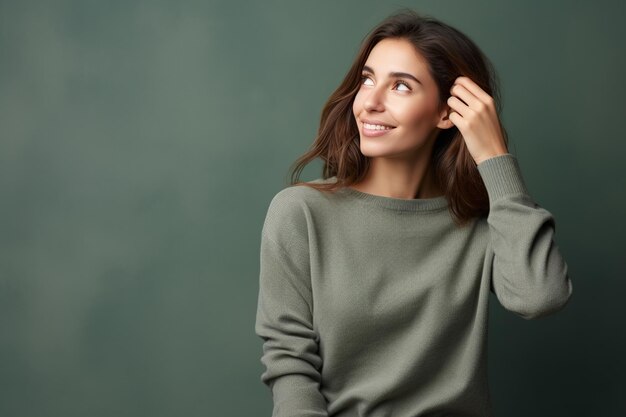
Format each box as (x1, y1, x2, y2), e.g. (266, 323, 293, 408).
(255, 191, 329, 416)
(476, 153, 573, 320)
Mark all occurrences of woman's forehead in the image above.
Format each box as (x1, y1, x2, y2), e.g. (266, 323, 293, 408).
(365, 38, 429, 74)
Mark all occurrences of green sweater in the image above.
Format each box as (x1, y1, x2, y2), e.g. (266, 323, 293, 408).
(255, 153, 573, 417)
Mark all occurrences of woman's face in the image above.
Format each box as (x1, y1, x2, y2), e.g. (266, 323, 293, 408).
(352, 37, 451, 159)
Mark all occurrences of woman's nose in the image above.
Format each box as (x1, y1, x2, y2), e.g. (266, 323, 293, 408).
(364, 86, 385, 112)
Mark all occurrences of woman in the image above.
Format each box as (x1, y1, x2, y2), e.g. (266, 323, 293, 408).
(255, 9, 572, 417)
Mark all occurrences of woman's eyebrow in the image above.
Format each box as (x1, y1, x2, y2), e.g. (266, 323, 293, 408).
(362, 65, 422, 85)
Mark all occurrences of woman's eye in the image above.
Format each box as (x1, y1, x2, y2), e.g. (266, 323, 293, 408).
(360, 75, 411, 92)
(396, 81, 410, 91)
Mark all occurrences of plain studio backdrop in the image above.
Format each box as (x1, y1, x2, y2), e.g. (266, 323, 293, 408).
(1, 0, 624, 416)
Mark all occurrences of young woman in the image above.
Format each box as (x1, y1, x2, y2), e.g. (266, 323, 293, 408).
(255, 9, 572, 417)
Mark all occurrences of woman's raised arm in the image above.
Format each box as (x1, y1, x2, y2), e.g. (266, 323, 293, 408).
(477, 153, 573, 319)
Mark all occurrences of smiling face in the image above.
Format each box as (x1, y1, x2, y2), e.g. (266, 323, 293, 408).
(352, 37, 452, 159)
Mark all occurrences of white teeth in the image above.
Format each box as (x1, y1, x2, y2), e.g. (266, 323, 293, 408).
(364, 123, 393, 130)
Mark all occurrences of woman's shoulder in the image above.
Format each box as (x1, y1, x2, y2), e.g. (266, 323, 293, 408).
(263, 177, 339, 240)
(269, 176, 339, 210)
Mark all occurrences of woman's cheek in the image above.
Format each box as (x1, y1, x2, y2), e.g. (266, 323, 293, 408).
(405, 101, 431, 123)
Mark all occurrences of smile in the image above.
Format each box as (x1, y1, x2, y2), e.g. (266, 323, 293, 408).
(363, 123, 394, 130)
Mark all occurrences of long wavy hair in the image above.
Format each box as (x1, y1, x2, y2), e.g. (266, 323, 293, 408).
(287, 8, 509, 227)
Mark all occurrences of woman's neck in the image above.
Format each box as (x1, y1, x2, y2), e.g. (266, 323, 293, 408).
(350, 158, 443, 200)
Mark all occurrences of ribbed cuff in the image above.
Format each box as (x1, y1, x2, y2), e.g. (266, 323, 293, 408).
(476, 153, 530, 203)
(271, 375, 329, 416)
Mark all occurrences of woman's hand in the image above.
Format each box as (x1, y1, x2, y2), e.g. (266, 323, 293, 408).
(447, 76, 509, 165)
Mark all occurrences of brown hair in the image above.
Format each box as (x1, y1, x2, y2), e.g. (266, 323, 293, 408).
(287, 8, 509, 227)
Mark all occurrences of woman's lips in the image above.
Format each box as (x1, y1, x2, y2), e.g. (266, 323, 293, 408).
(361, 122, 396, 137)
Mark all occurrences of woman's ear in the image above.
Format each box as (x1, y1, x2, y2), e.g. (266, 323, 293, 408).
(436, 105, 455, 130)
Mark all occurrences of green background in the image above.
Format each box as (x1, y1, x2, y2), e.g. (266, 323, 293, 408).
(1, 0, 624, 416)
